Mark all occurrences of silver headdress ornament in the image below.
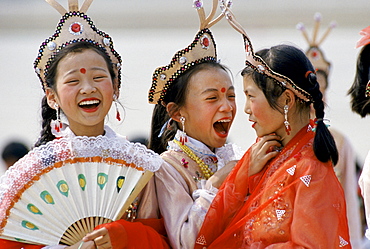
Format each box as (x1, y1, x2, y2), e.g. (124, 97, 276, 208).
(296, 12, 336, 76)
(34, 0, 122, 91)
(222, 5, 313, 103)
(148, 0, 230, 104)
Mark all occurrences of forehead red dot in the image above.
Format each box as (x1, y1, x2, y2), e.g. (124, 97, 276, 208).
(221, 87, 226, 93)
(80, 68, 86, 74)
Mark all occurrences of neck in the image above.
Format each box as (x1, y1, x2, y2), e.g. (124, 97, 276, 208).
(69, 124, 105, 137)
(279, 116, 310, 146)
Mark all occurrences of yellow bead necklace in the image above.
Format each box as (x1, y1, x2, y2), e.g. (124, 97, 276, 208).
(174, 139, 214, 179)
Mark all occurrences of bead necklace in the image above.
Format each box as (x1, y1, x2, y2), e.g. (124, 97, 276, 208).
(174, 139, 214, 179)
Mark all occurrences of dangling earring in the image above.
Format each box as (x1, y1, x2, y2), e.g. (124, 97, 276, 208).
(113, 95, 121, 121)
(365, 80, 370, 97)
(179, 116, 188, 145)
(284, 105, 291, 135)
(54, 103, 62, 132)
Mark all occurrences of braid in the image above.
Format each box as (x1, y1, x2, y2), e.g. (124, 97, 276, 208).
(307, 73, 338, 165)
(148, 104, 178, 154)
(34, 96, 56, 147)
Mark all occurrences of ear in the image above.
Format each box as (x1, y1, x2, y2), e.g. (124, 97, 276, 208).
(45, 87, 58, 109)
(166, 102, 181, 122)
(113, 78, 120, 98)
(283, 89, 296, 108)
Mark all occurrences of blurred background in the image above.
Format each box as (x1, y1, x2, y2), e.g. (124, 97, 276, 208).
(0, 0, 369, 173)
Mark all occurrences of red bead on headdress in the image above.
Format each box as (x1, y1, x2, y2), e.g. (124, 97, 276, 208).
(296, 13, 336, 76)
(34, 0, 122, 92)
(148, 0, 227, 104)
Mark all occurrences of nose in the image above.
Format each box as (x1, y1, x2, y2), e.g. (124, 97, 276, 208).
(220, 98, 235, 113)
(80, 80, 97, 94)
(244, 100, 251, 114)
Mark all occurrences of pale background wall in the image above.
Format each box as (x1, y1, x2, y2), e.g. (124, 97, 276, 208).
(0, 0, 369, 173)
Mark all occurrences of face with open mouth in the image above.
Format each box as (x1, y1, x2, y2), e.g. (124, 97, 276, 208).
(178, 67, 236, 151)
(48, 49, 115, 136)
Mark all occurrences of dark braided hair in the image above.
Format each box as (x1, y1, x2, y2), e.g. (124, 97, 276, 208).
(34, 42, 117, 147)
(348, 44, 370, 117)
(148, 61, 230, 154)
(241, 44, 338, 165)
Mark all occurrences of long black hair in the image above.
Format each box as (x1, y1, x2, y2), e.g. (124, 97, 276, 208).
(348, 44, 370, 117)
(34, 42, 117, 147)
(148, 61, 230, 154)
(242, 44, 338, 165)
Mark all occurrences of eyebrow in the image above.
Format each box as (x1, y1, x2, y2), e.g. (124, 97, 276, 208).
(90, 67, 108, 72)
(63, 67, 108, 77)
(200, 86, 234, 95)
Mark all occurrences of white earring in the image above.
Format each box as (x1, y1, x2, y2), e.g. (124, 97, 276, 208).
(113, 95, 121, 121)
(179, 116, 188, 145)
(54, 103, 62, 132)
(284, 105, 291, 135)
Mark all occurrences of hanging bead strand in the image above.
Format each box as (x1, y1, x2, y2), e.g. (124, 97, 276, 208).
(174, 139, 214, 179)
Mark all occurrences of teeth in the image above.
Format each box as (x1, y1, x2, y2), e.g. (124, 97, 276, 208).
(217, 119, 231, 123)
(79, 100, 100, 106)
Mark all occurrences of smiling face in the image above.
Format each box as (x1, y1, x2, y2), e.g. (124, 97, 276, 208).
(243, 75, 285, 138)
(178, 67, 236, 151)
(46, 49, 116, 136)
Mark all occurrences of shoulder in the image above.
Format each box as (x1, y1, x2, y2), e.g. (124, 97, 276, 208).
(292, 148, 335, 185)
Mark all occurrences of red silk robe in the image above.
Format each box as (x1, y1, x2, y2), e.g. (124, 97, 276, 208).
(195, 124, 351, 248)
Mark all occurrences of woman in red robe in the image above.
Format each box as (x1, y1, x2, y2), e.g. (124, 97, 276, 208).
(194, 40, 351, 248)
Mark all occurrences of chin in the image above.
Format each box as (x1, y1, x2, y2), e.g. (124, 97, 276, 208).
(214, 139, 228, 148)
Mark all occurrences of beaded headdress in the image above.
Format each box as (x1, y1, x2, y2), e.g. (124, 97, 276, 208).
(222, 6, 313, 103)
(34, 0, 122, 91)
(148, 0, 227, 104)
(296, 13, 336, 76)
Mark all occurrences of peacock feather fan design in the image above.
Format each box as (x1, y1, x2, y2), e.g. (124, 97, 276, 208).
(0, 135, 162, 245)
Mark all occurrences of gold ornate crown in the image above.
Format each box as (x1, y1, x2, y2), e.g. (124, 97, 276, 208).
(148, 0, 227, 104)
(296, 13, 336, 76)
(222, 5, 313, 103)
(34, 0, 122, 91)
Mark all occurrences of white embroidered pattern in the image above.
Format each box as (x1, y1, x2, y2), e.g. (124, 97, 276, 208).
(339, 236, 349, 247)
(196, 234, 207, 245)
(300, 175, 311, 187)
(276, 209, 286, 220)
(0, 135, 163, 222)
(286, 165, 296, 176)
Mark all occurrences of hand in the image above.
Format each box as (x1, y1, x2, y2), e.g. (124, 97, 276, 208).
(249, 134, 281, 176)
(82, 227, 112, 249)
(234, 134, 281, 195)
(207, 160, 237, 189)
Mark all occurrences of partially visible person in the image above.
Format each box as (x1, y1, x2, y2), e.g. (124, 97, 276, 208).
(348, 25, 370, 244)
(1, 141, 29, 169)
(297, 13, 363, 247)
(147, 1, 244, 248)
(195, 9, 351, 248)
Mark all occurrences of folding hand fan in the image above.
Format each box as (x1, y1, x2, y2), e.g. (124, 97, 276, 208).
(0, 135, 162, 246)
